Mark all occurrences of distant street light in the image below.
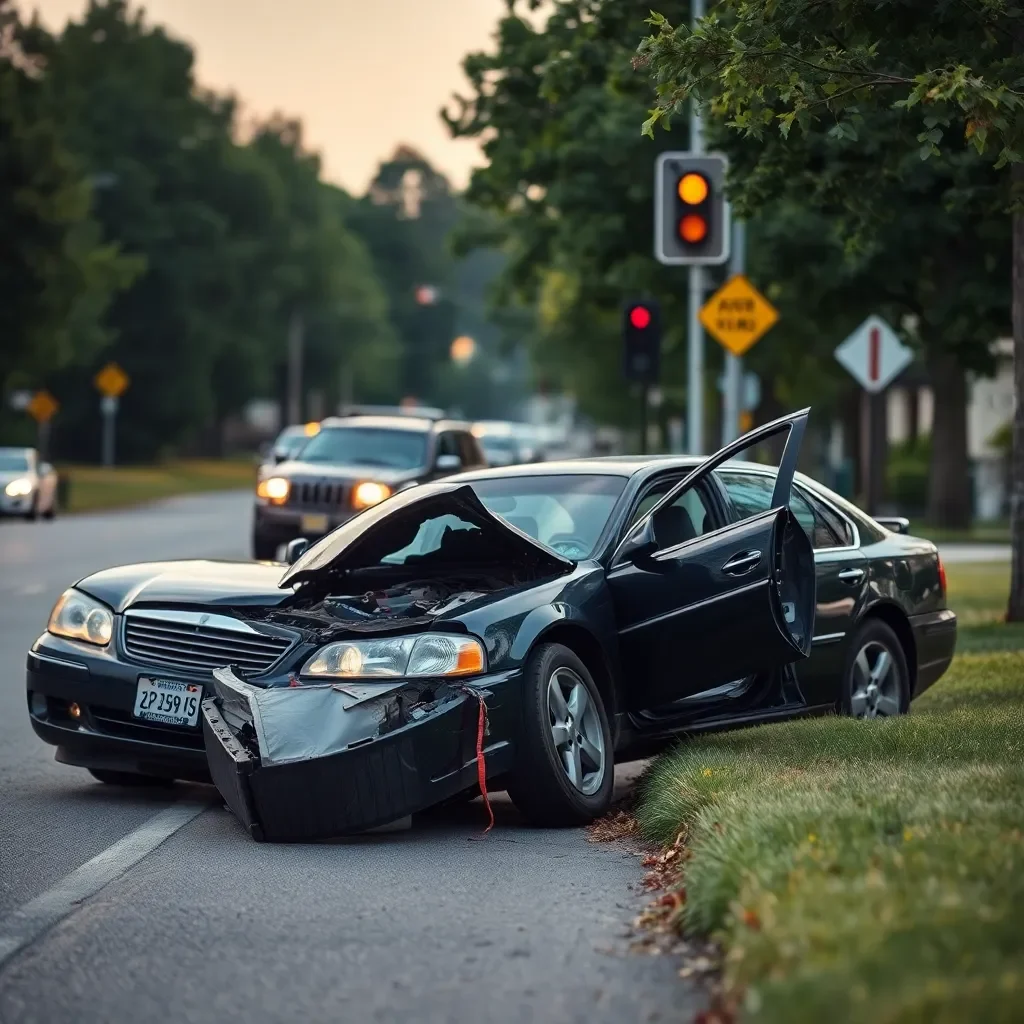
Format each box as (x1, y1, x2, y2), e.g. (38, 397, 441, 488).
(450, 336, 476, 366)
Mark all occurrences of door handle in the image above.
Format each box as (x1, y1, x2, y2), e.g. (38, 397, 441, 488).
(838, 567, 865, 583)
(722, 550, 762, 575)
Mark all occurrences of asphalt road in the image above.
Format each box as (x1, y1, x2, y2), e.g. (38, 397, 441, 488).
(0, 493, 699, 1024)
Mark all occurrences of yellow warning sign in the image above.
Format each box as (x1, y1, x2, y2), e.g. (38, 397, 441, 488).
(27, 390, 59, 423)
(699, 274, 779, 357)
(94, 362, 130, 398)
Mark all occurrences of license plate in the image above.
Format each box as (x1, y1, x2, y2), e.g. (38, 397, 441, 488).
(133, 678, 203, 727)
(300, 513, 329, 533)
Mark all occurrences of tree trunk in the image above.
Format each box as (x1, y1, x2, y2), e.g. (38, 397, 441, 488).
(925, 350, 971, 529)
(1008, 165, 1024, 621)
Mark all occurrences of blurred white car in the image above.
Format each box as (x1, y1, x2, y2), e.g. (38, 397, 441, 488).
(0, 447, 58, 520)
(471, 421, 528, 466)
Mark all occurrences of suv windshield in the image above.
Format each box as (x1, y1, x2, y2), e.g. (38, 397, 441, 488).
(0, 452, 29, 472)
(298, 427, 428, 470)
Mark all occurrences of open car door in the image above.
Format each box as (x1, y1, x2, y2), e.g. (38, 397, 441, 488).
(607, 409, 816, 710)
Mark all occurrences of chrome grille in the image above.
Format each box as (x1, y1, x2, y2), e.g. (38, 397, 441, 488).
(287, 479, 349, 508)
(122, 611, 292, 675)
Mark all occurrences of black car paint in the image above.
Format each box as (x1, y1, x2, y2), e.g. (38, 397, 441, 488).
(26, 411, 957, 821)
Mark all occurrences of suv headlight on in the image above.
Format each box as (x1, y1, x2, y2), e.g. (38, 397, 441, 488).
(5, 478, 33, 497)
(352, 481, 391, 510)
(47, 589, 114, 646)
(302, 633, 485, 680)
(256, 476, 290, 504)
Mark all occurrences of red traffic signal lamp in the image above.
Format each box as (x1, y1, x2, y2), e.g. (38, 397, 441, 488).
(654, 153, 730, 265)
(623, 300, 661, 384)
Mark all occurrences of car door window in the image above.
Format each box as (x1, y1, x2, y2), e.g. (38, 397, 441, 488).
(716, 470, 844, 549)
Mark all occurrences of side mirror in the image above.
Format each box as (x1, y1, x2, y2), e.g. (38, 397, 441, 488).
(284, 537, 309, 565)
(616, 516, 659, 565)
(272, 449, 288, 464)
(435, 453, 462, 473)
(875, 516, 910, 535)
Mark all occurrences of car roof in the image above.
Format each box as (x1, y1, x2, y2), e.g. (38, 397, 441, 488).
(318, 415, 471, 433)
(454, 453, 817, 483)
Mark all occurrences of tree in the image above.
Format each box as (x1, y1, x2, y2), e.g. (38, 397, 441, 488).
(34, 1, 395, 459)
(0, 0, 135, 412)
(635, 0, 1024, 616)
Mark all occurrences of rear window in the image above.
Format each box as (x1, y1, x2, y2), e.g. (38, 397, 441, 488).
(298, 427, 428, 471)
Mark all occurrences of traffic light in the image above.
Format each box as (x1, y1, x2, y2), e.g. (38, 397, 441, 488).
(654, 152, 730, 265)
(623, 299, 661, 384)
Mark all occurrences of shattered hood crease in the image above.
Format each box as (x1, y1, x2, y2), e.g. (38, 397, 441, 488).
(278, 481, 575, 588)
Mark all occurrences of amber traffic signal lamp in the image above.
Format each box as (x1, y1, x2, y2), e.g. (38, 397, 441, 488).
(654, 152, 730, 265)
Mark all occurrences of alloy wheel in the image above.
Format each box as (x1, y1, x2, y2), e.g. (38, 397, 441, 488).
(546, 666, 606, 795)
(850, 640, 902, 718)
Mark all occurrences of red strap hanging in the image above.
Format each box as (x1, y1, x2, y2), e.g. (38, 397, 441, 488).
(462, 686, 494, 836)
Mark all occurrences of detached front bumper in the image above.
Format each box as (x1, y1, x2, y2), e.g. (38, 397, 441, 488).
(203, 666, 518, 842)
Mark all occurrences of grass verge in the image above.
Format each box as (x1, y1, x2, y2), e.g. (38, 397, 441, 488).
(911, 521, 1010, 545)
(635, 563, 1024, 1023)
(60, 459, 255, 514)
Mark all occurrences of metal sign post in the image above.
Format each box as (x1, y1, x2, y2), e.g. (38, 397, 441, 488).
(688, 0, 705, 454)
(93, 362, 130, 467)
(101, 395, 118, 467)
(722, 220, 747, 444)
(26, 390, 59, 459)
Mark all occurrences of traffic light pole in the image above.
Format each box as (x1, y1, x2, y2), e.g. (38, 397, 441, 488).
(722, 219, 746, 445)
(687, 0, 706, 455)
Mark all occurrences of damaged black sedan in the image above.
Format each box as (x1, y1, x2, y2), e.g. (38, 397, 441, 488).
(25, 410, 957, 840)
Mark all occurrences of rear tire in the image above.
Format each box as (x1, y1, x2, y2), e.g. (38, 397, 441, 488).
(841, 619, 910, 718)
(88, 769, 176, 787)
(506, 643, 614, 827)
(43, 497, 56, 520)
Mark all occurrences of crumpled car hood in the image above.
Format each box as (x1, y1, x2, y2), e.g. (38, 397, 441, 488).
(279, 481, 574, 588)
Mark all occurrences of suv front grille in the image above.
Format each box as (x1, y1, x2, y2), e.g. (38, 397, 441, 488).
(122, 612, 293, 675)
(287, 480, 349, 508)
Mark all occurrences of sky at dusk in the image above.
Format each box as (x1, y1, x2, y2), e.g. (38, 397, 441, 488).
(24, 0, 510, 194)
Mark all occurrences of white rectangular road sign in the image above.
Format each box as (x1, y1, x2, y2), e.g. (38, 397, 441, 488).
(834, 315, 913, 394)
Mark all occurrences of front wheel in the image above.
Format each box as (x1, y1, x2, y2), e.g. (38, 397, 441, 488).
(841, 619, 910, 719)
(506, 643, 614, 827)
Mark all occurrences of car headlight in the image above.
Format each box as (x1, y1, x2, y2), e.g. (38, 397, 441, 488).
(352, 480, 391, 510)
(47, 589, 114, 646)
(5, 478, 32, 497)
(302, 632, 486, 679)
(256, 476, 290, 503)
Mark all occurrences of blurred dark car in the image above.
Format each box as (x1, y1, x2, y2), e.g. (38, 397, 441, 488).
(251, 412, 487, 559)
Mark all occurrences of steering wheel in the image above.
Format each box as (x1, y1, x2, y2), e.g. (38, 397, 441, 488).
(546, 534, 590, 559)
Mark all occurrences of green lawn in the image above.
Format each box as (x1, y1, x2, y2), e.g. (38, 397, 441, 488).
(60, 459, 256, 513)
(635, 562, 1024, 1023)
(911, 521, 1011, 545)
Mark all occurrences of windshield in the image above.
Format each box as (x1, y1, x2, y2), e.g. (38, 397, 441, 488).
(297, 427, 428, 470)
(469, 474, 626, 558)
(275, 431, 310, 456)
(0, 452, 29, 472)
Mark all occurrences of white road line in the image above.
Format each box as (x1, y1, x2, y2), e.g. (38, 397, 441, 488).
(0, 801, 211, 971)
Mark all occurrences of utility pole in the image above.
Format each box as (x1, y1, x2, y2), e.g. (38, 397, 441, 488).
(687, 0, 706, 455)
(287, 311, 303, 426)
(722, 220, 747, 445)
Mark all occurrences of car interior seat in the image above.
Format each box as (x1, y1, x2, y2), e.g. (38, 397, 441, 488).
(653, 504, 697, 548)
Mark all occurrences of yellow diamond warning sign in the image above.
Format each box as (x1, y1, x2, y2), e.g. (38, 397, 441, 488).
(699, 274, 779, 356)
(94, 361, 130, 398)
(27, 390, 59, 423)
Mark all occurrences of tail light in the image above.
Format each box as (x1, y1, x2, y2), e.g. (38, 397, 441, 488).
(937, 555, 947, 599)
